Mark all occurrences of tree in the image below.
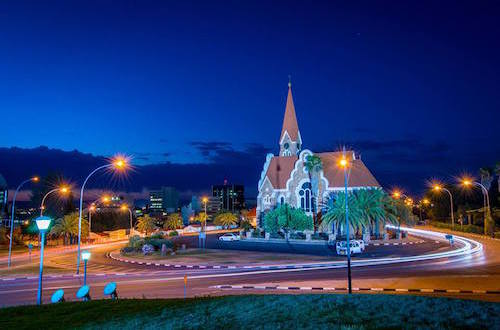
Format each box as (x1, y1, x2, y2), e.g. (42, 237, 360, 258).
(181, 205, 194, 225)
(479, 167, 493, 191)
(214, 212, 238, 228)
(263, 204, 313, 233)
(136, 214, 157, 236)
(163, 213, 183, 230)
(322, 192, 364, 237)
(304, 154, 323, 231)
(50, 212, 88, 245)
(192, 212, 208, 230)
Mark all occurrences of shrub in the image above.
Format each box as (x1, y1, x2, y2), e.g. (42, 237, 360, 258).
(128, 235, 145, 250)
(290, 232, 305, 239)
(311, 233, 328, 240)
(120, 246, 135, 254)
(142, 244, 154, 255)
(146, 238, 174, 250)
(270, 232, 284, 239)
(151, 233, 164, 239)
(169, 231, 179, 237)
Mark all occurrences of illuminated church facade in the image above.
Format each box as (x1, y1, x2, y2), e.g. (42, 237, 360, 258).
(256, 83, 381, 229)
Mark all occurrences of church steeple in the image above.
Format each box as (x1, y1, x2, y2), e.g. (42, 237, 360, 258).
(279, 81, 302, 156)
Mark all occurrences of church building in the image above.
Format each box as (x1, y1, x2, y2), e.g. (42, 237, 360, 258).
(256, 83, 381, 229)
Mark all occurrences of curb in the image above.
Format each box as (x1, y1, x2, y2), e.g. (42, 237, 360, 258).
(211, 285, 500, 295)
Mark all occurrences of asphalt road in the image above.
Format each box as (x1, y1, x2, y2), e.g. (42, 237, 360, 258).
(0, 228, 498, 306)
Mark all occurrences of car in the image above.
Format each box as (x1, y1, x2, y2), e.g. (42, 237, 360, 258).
(336, 240, 362, 255)
(354, 240, 366, 251)
(218, 233, 241, 241)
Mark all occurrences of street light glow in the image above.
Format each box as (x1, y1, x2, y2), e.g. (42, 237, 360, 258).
(35, 216, 52, 231)
(339, 157, 348, 168)
(392, 191, 401, 199)
(81, 251, 91, 261)
(32, 176, 40, 182)
(432, 184, 442, 191)
(112, 155, 129, 170)
(202, 196, 208, 203)
(120, 204, 128, 211)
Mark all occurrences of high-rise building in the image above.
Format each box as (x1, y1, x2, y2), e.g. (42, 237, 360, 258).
(212, 181, 245, 212)
(149, 187, 179, 213)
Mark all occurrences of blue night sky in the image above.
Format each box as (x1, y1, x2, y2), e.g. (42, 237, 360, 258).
(1, 1, 499, 198)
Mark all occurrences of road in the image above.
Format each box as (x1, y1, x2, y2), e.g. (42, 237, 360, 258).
(0, 227, 498, 306)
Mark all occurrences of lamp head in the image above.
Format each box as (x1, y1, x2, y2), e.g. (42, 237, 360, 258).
(32, 176, 40, 182)
(432, 184, 442, 191)
(60, 186, 69, 194)
(120, 204, 128, 211)
(339, 157, 348, 168)
(81, 250, 91, 261)
(102, 195, 110, 203)
(462, 178, 473, 186)
(422, 198, 430, 205)
(392, 191, 401, 199)
(202, 197, 208, 203)
(35, 216, 52, 231)
(111, 155, 129, 170)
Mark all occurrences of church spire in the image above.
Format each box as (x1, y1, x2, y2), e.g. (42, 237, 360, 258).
(279, 80, 302, 156)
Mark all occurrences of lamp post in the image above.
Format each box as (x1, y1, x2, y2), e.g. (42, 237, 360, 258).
(8, 176, 39, 268)
(35, 216, 51, 305)
(76, 156, 128, 274)
(339, 149, 352, 294)
(81, 250, 91, 286)
(202, 196, 208, 232)
(432, 184, 454, 229)
(120, 204, 133, 235)
(462, 178, 491, 235)
(40, 186, 70, 216)
(88, 204, 96, 234)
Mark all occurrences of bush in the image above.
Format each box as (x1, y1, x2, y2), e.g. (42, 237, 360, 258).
(146, 238, 174, 251)
(120, 246, 135, 254)
(270, 232, 284, 239)
(142, 244, 154, 255)
(169, 231, 179, 237)
(311, 233, 328, 240)
(128, 235, 145, 250)
(151, 233, 164, 239)
(431, 221, 484, 234)
(251, 228, 264, 238)
(290, 232, 305, 239)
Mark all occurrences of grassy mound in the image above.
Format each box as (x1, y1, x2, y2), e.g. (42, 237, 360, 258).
(1, 294, 499, 329)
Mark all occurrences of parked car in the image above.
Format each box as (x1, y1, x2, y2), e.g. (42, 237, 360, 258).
(336, 240, 362, 255)
(218, 233, 241, 241)
(354, 240, 366, 251)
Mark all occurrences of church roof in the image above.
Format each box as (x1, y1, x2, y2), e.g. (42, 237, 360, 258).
(263, 151, 379, 189)
(264, 156, 299, 189)
(280, 84, 300, 143)
(317, 152, 380, 188)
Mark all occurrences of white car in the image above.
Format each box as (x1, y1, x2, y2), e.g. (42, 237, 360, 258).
(218, 233, 241, 241)
(336, 240, 362, 255)
(354, 240, 366, 251)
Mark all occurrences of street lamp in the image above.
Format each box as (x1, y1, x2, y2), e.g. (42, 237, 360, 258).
(338, 149, 352, 294)
(120, 204, 134, 235)
(76, 155, 129, 274)
(40, 185, 70, 216)
(8, 176, 39, 268)
(81, 250, 91, 286)
(35, 216, 51, 305)
(202, 196, 208, 232)
(88, 204, 96, 234)
(461, 178, 491, 234)
(432, 183, 455, 229)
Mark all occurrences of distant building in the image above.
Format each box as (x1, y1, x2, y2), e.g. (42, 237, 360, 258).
(0, 174, 8, 217)
(149, 187, 179, 213)
(202, 196, 222, 215)
(212, 181, 245, 212)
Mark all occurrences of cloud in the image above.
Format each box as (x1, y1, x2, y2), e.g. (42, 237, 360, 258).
(0, 144, 271, 202)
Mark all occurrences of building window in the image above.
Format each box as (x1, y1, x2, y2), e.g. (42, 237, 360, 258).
(263, 195, 271, 205)
(280, 196, 285, 205)
(283, 150, 291, 156)
(298, 182, 315, 213)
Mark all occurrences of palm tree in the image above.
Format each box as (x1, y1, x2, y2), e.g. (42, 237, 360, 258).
(304, 154, 323, 231)
(51, 212, 88, 245)
(193, 212, 208, 231)
(322, 192, 364, 238)
(163, 213, 183, 230)
(136, 214, 157, 236)
(214, 212, 238, 228)
(479, 167, 493, 191)
(353, 189, 398, 239)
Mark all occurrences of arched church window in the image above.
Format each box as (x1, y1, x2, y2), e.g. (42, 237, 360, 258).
(298, 182, 314, 213)
(283, 150, 291, 156)
(263, 195, 271, 205)
(280, 196, 285, 205)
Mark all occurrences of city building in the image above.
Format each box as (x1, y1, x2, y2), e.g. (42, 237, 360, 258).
(201, 196, 222, 215)
(0, 173, 8, 217)
(256, 83, 380, 229)
(149, 187, 179, 213)
(212, 181, 245, 212)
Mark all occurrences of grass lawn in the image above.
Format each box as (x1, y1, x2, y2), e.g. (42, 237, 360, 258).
(120, 248, 332, 264)
(1, 294, 498, 329)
